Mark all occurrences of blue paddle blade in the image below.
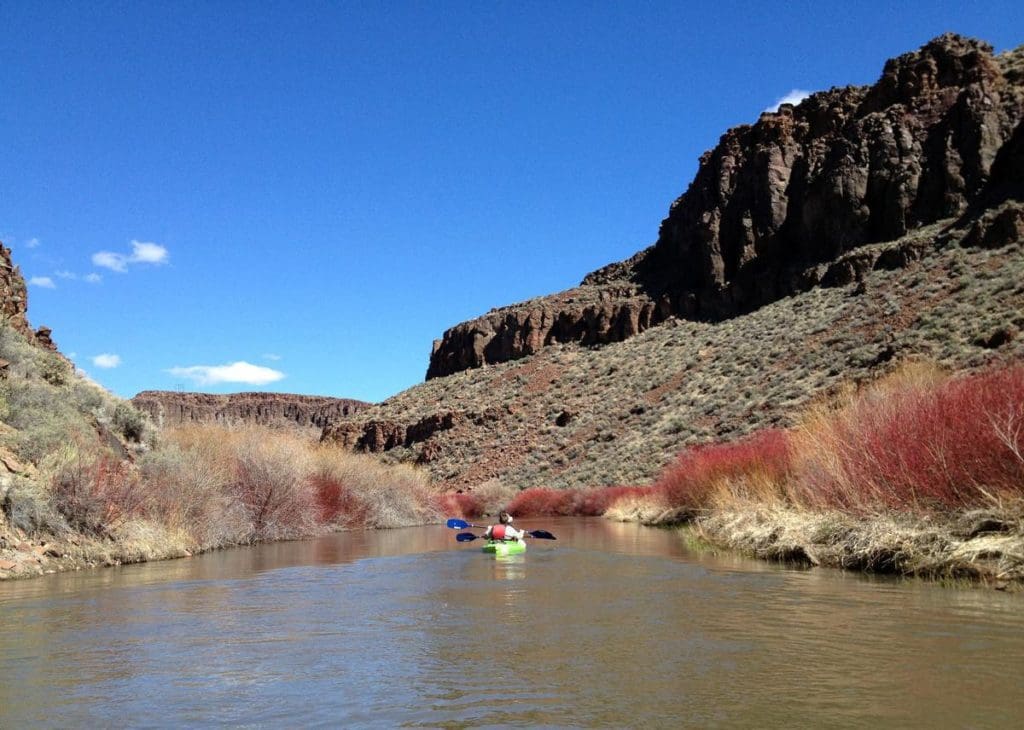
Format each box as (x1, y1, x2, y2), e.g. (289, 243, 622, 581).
(528, 530, 556, 540)
(456, 532, 479, 542)
(447, 518, 470, 529)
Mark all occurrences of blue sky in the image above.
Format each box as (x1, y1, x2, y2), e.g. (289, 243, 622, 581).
(1, 1, 1021, 402)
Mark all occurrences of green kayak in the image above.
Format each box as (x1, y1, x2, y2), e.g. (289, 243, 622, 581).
(482, 540, 527, 556)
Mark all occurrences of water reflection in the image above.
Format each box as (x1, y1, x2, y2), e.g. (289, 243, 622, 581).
(1, 518, 1023, 728)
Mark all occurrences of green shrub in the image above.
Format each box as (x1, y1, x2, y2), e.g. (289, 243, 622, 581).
(113, 402, 147, 442)
(1, 378, 96, 463)
(39, 353, 70, 386)
(0, 474, 67, 536)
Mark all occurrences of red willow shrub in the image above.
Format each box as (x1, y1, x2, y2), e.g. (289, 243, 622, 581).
(653, 429, 793, 509)
(52, 452, 144, 534)
(311, 474, 369, 526)
(506, 486, 652, 517)
(506, 487, 574, 516)
(796, 365, 1024, 510)
(433, 492, 484, 519)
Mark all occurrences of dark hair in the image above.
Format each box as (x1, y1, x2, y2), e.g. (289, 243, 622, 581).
(498, 511, 512, 524)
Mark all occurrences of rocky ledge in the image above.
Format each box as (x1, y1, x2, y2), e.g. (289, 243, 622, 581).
(1, 244, 61, 351)
(132, 391, 371, 431)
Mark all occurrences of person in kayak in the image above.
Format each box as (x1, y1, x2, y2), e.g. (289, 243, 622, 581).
(483, 511, 526, 542)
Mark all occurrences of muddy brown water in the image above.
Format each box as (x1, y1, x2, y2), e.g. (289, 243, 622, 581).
(1, 517, 1022, 728)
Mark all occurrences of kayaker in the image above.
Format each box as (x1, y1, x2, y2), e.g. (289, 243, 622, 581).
(483, 511, 525, 542)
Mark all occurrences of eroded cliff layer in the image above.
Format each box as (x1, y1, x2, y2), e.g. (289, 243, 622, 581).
(132, 391, 370, 431)
(427, 34, 1024, 379)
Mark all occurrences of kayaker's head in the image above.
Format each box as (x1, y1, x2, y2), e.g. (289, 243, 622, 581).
(498, 510, 513, 524)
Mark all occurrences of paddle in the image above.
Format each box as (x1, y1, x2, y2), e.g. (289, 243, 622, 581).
(447, 519, 557, 540)
(446, 518, 482, 529)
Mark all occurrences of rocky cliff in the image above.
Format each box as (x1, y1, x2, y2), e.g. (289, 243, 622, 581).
(1, 243, 60, 351)
(132, 390, 371, 431)
(427, 34, 1024, 379)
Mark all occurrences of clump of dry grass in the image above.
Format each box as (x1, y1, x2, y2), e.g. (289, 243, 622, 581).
(695, 504, 1024, 584)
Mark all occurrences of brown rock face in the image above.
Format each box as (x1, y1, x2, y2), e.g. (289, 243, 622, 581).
(427, 34, 1024, 379)
(132, 391, 371, 431)
(1, 243, 61, 353)
(320, 407, 504, 453)
(427, 287, 673, 378)
(1, 244, 34, 339)
(646, 34, 1023, 316)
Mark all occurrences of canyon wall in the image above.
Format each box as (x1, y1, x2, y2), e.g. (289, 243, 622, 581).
(132, 391, 370, 431)
(427, 34, 1024, 379)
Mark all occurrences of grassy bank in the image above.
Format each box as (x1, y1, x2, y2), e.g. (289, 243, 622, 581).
(1, 421, 454, 578)
(0, 322, 458, 579)
(505, 362, 1024, 587)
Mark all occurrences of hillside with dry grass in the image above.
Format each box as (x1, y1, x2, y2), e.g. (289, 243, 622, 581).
(321, 35, 1024, 515)
(324, 216, 1024, 493)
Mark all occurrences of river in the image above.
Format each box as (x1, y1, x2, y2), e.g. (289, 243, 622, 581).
(1, 517, 1022, 728)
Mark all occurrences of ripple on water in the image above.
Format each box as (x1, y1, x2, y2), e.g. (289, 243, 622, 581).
(1, 519, 1023, 728)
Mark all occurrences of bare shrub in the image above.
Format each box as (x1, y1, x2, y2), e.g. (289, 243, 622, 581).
(137, 442, 245, 548)
(230, 428, 316, 541)
(312, 446, 434, 528)
(653, 429, 793, 510)
(505, 485, 658, 518)
(467, 478, 520, 514)
(432, 491, 483, 520)
(47, 446, 144, 535)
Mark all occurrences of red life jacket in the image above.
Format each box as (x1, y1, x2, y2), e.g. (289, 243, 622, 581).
(491, 524, 507, 540)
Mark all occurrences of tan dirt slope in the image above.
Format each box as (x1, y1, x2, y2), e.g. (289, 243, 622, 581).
(325, 210, 1024, 491)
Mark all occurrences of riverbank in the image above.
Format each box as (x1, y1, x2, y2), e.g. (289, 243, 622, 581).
(692, 507, 1024, 589)
(0, 421, 456, 581)
(0, 520, 197, 579)
(504, 361, 1024, 589)
(601, 505, 1024, 590)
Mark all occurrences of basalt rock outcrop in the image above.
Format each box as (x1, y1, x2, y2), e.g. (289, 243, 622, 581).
(1, 243, 59, 351)
(427, 34, 1024, 379)
(132, 391, 370, 431)
(321, 407, 504, 456)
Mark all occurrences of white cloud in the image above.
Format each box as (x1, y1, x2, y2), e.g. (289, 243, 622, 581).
(262, 353, 282, 361)
(92, 251, 128, 272)
(55, 270, 78, 280)
(92, 239, 169, 272)
(29, 276, 56, 288)
(85, 272, 102, 283)
(129, 240, 168, 264)
(763, 89, 811, 114)
(92, 353, 122, 369)
(26, 237, 40, 248)
(167, 360, 285, 387)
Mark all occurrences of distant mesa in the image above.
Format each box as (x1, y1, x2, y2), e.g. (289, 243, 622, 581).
(427, 33, 1024, 379)
(131, 391, 371, 431)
